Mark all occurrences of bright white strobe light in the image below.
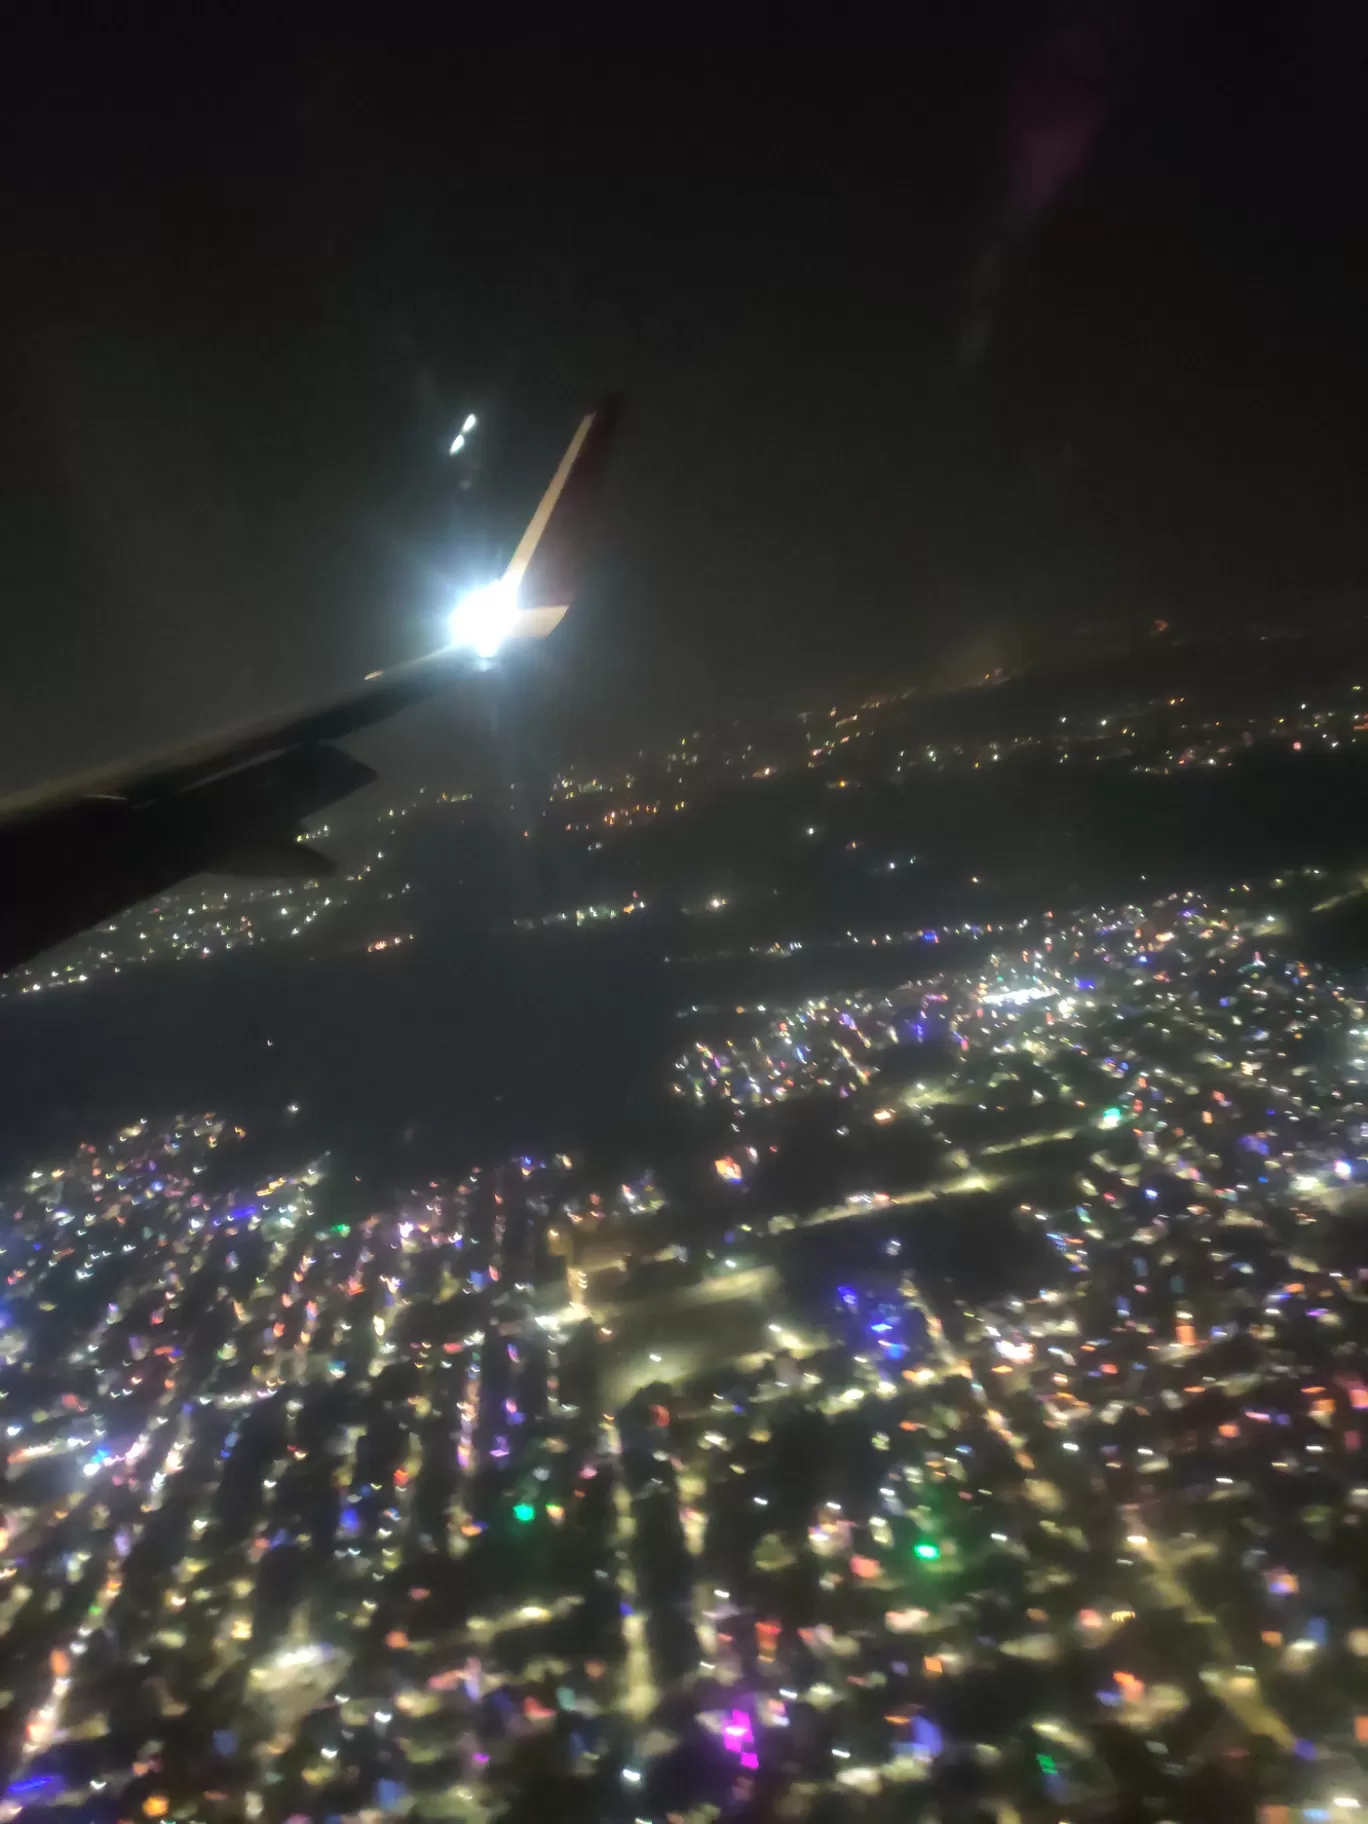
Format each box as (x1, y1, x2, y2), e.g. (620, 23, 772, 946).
(461, 412, 477, 434)
(449, 432, 466, 455)
(447, 578, 519, 658)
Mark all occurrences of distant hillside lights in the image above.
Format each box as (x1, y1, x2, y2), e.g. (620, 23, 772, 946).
(513, 891, 646, 931)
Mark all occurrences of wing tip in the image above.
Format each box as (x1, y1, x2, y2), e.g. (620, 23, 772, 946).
(505, 393, 624, 614)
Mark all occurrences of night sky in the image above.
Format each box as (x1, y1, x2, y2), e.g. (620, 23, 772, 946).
(4, 6, 1368, 794)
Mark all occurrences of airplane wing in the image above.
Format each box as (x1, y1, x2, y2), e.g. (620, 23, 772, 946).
(0, 396, 621, 975)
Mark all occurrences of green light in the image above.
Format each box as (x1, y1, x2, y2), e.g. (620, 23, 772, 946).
(1036, 1753, 1057, 1775)
(1097, 1106, 1125, 1131)
(513, 1502, 535, 1524)
(914, 1541, 940, 1561)
(332, 1222, 348, 1234)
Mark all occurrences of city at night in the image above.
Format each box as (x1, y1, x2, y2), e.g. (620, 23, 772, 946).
(6, 10, 1368, 1823)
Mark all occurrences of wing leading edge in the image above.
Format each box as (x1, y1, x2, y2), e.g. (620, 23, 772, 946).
(0, 397, 621, 974)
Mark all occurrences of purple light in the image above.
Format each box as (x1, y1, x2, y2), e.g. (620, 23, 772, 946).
(723, 1708, 759, 1772)
(911, 1714, 943, 1757)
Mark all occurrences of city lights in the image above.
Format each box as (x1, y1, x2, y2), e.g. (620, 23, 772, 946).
(5, 684, 1368, 1819)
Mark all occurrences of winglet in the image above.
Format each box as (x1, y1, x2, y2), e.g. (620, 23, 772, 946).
(500, 394, 622, 638)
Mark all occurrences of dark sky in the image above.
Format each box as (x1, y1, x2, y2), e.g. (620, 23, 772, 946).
(4, 6, 1368, 793)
